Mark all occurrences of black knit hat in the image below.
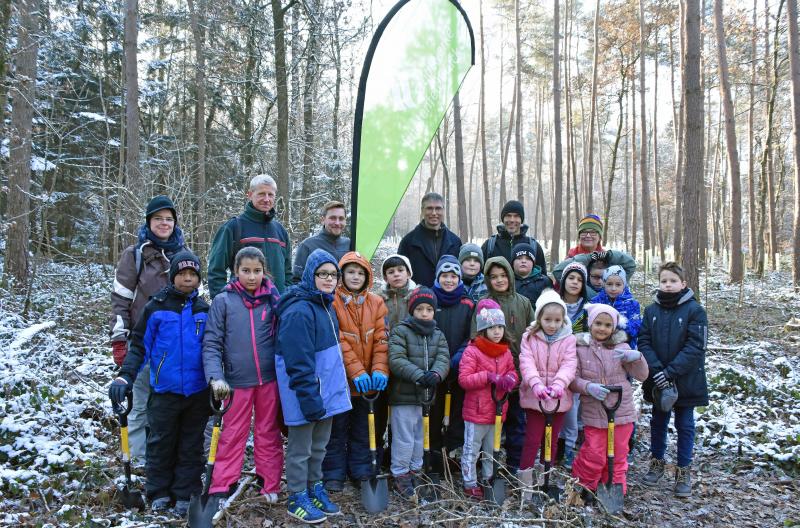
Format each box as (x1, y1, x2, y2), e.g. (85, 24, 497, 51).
(500, 200, 525, 223)
(169, 250, 201, 283)
(511, 242, 537, 264)
(146, 195, 177, 224)
(408, 287, 438, 315)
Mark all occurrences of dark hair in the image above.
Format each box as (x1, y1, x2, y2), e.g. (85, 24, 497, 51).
(587, 259, 608, 273)
(382, 256, 408, 275)
(421, 192, 444, 207)
(478, 327, 514, 345)
(659, 261, 686, 281)
(234, 247, 272, 278)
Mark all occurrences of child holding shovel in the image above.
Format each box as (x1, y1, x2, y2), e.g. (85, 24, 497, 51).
(569, 304, 648, 502)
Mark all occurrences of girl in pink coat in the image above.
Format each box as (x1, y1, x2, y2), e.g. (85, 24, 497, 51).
(519, 289, 577, 471)
(570, 303, 648, 495)
(458, 299, 517, 500)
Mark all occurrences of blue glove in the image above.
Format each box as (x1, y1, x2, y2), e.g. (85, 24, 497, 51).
(371, 371, 388, 392)
(353, 373, 372, 394)
(108, 377, 131, 405)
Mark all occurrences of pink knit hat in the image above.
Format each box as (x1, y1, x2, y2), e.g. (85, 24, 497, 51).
(476, 299, 505, 331)
(584, 303, 626, 331)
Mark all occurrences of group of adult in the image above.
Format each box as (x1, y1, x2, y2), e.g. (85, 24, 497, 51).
(109, 173, 624, 464)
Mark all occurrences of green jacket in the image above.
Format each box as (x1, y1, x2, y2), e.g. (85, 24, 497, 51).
(471, 256, 534, 366)
(207, 202, 293, 297)
(378, 279, 417, 331)
(387, 321, 450, 406)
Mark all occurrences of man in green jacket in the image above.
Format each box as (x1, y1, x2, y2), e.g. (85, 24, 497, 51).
(207, 174, 292, 297)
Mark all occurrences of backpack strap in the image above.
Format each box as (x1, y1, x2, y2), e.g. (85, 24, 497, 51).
(487, 236, 496, 257)
(229, 216, 243, 268)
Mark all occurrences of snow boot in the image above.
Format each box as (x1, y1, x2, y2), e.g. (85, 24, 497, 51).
(641, 457, 665, 487)
(393, 472, 416, 502)
(516, 467, 534, 502)
(674, 465, 692, 498)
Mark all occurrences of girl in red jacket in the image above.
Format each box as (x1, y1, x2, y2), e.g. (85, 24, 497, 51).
(457, 299, 517, 499)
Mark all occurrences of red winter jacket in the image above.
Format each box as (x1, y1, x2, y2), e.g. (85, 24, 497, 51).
(458, 339, 517, 424)
(519, 327, 578, 413)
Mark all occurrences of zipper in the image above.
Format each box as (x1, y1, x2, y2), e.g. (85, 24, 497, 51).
(324, 301, 343, 359)
(249, 307, 264, 385)
(154, 350, 168, 385)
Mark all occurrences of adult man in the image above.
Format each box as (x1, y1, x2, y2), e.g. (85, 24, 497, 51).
(207, 174, 292, 297)
(482, 200, 547, 274)
(397, 192, 462, 287)
(293, 201, 351, 282)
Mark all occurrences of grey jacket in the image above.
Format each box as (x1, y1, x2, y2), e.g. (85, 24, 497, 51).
(293, 229, 351, 282)
(387, 321, 450, 406)
(202, 285, 279, 388)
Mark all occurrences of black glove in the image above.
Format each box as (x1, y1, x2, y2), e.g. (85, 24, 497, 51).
(419, 371, 441, 387)
(653, 371, 671, 389)
(590, 250, 610, 262)
(108, 377, 131, 405)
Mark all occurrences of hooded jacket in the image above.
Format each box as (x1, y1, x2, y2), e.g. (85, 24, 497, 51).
(207, 202, 292, 297)
(639, 289, 709, 407)
(397, 222, 463, 287)
(387, 320, 450, 406)
(121, 286, 208, 396)
(275, 249, 352, 425)
(458, 339, 517, 424)
(334, 252, 390, 396)
(470, 257, 535, 364)
(482, 224, 548, 275)
(569, 333, 649, 428)
(519, 326, 577, 412)
(203, 278, 281, 388)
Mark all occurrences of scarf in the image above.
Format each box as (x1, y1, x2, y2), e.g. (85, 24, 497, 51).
(138, 224, 185, 256)
(656, 288, 688, 309)
(405, 316, 436, 337)
(474, 336, 508, 358)
(228, 278, 278, 310)
(432, 282, 466, 307)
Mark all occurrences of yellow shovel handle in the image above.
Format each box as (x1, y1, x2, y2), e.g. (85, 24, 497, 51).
(209, 425, 220, 464)
(120, 426, 130, 462)
(368, 413, 376, 451)
(423, 415, 430, 450)
(443, 392, 451, 427)
(607, 422, 615, 457)
(493, 415, 502, 451)
(544, 424, 552, 463)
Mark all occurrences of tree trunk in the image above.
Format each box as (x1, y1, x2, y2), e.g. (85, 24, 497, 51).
(631, 70, 638, 259)
(586, 0, 601, 213)
(788, 0, 800, 288)
(5, 0, 39, 288)
(673, 5, 686, 262)
(187, 0, 207, 249)
(515, 0, 524, 204)
(681, 0, 704, 292)
(0, 0, 12, 139)
(480, 0, 492, 236)
(300, 0, 319, 238)
(500, 78, 517, 207)
(124, 0, 141, 239)
(639, 0, 652, 255)
(550, 0, 564, 264)
(748, 0, 758, 269)
(271, 0, 290, 214)
(604, 68, 627, 242)
(454, 92, 469, 239)
(653, 27, 666, 261)
(713, 0, 744, 282)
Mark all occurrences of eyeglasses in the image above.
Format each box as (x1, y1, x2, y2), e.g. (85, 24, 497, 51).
(314, 271, 340, 280)
(579, 232, 598, 238)
(152, 216, 175, 224)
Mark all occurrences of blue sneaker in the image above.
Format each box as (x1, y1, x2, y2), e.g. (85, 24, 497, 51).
(286, 489, 326, 524)
(308, 480, 341, 515)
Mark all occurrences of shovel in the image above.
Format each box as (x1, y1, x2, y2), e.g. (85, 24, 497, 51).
(483, 384, 509, 506)
(419, 385, 439, 501)
(112, 391, 145, 510)
(596, 385, 624, 515)
(361, 391, 389, 513)
(187, 390, 234, 528)
(539, 398, 562, 501)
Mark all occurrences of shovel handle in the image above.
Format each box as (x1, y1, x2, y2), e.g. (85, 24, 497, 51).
(443, 389, 451, 428)
(112, 391, 134, 419)
(601, 385, 623, 414)
(210, 389, 235, 416)
(538, 398, 561, 417)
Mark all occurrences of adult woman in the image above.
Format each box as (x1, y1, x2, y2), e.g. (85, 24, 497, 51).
(109, 195, 188, 465)
(566, 214, 605, 258)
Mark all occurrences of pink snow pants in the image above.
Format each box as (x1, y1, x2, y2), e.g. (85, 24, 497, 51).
(520, 409, 566, 470)
(571, 423, 633, 493)
(209, 381, 284, 495)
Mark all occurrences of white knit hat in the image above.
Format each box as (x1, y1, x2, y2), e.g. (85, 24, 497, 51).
(534, 288, 568, 322)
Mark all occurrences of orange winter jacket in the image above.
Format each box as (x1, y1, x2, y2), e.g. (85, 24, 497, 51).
(334, 252, 389, 396)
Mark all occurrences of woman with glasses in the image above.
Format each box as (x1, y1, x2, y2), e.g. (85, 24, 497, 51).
(567, 214, 605, 258)
(109, 195, 188, 468)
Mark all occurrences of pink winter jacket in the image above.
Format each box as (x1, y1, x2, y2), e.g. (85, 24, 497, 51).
(519, 327, 577, 413)
(569, 333, 649, 428)
(458, 340, 517, 425)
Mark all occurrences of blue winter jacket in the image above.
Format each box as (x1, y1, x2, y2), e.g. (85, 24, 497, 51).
(591, 286, 643, 349)
(275, 249, 352, 426)
(121, 286, 209, 396)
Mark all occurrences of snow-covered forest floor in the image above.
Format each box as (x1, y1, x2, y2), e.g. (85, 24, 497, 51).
(1, 257, 799, 527)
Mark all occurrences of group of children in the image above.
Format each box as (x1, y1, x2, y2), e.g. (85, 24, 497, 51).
(109, 236, 708, 522)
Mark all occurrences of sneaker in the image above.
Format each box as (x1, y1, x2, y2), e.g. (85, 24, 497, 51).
(262, 492, 279, 504)
(393, 472, 416, 501)
(642, 457, 666, 487)
(323, 479, 343, 493)
(308, 481, 341, 515)
(287, 489, 326, 524)
(174, 500, 190, 517)
(562, 447, 576, 471)
(150, 496, 170, 512)
(464, 485, 483, 500)
(674, 465, 692, 498)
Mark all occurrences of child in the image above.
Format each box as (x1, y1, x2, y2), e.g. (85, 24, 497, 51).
(458, 299, 516, 499)
(109, 251, 209, 516)
(202, 247, 283, 502)
(275, 249, 352, 524)
(639, 262, 708, 498)
(591, 265, 642, 348)
(518, 290, 577, 477)
(322, 251, 389, 492)
(379, 254, 417, 330)
(459, 243, 488, 302)
(387, 287, 450, 501)
(432, 255, 475, 465)
(570, 304, 648, 498)
(471, 256, 534, 473)
(513, 243, 552, 307)
(558, 262, 591, 334)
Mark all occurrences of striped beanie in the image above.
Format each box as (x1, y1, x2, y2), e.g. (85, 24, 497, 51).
(578, 214, 603, 235)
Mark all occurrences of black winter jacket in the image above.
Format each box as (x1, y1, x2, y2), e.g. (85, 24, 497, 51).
(434, 296, 475, 374)
(639, 289, 709, 407)
(398, 222, 462, 287)
(515, 272, 553, 307)
(481, 224, 547, 275)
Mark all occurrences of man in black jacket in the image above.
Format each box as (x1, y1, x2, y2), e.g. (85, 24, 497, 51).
(397, 192, 462, 287)
(482, 200, 547, 275)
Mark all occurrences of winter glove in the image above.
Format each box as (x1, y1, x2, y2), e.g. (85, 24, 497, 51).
(587, 383, 610, 401)
(371, 371, 388, 392)
(590, 250, 610, 262)
(304, 407, 327, 422)
(497, 373, 517, 392)
(419, 371, 441, 388)
(108, 377, 131, 405)
(548, 385, 564, 399)
(353, 373, 372, 394)
(653, 371, 671, 390)
(210, 378, 231, 401)
(613, 348, 642, 363)
(112, 341, 127, 367)
(487, 372, 500, 386)
(533, 383, 551, 400)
